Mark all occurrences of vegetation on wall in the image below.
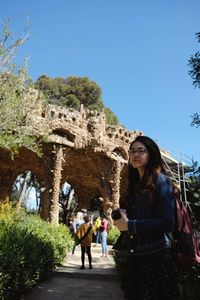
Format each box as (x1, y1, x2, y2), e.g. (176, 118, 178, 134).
(35, 75, 119, 125)
(0, 19, 119, 159)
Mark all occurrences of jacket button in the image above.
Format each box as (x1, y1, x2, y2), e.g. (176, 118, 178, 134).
(130, 249, 134, 253)
(130, 235, 134, 239)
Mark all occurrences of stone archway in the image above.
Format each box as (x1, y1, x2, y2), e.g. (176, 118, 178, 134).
(0, 102, 143, 224)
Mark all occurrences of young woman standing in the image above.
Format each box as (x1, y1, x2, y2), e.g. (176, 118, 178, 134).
(114, 136, 180, 299)
(99, 215, 109, 258)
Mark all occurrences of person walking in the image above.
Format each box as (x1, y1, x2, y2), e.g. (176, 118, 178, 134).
(70, 212, 84, 255)
(99, 215, 109, 258)
(93, 216, 101, 246)
(113, 135, 180, 299)
(76, 214, 93, 270)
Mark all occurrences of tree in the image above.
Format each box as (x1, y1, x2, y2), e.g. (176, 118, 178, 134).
(188, 32, 200, 128)
(59, 183, 78, 224)
(104, 107, 119, 125)
(35, 75, 104, 110)
(35, 75, 119, 125)
(0, 18, 30, 72)
(0, 19, 45, 156)
(11, 171, 40, 211)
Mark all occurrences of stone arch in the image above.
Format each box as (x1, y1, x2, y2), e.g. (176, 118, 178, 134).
(112, 147, 128, 160)
(61, 148, 114, 211)
(0, 147, 44, 201)
(0, 102, 144, 223)
(52, 128, 75, 143)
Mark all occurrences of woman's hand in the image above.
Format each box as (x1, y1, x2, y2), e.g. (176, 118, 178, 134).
(114, 209, 128, 231)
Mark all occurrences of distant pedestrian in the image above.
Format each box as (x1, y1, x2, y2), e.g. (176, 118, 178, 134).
(93, 216, 101, 246)
(99, 215, 109, 258)
(70, 212, 84, 255)
(76, 214, 94, 269)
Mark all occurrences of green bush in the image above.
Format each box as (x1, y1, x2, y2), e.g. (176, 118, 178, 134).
(107, 226, 120, 245)
(0, 205, 73, 299)
(0, 199, 21, 223)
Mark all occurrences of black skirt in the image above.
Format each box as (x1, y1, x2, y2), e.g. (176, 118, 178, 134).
(121, 249, 180, 300)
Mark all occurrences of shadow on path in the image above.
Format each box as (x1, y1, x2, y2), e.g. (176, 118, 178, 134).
(21, 244, 124, 300)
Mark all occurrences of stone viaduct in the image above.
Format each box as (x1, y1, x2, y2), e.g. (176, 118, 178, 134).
(0, 90, 144, 223)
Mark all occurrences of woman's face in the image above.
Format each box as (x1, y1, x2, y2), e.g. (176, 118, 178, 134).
(129, 141, 149, 170)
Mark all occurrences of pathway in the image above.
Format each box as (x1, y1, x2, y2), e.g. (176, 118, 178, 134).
(20, 243, 125, 300)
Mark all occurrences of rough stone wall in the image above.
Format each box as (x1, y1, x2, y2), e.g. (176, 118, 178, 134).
(0, 93, 143, 223)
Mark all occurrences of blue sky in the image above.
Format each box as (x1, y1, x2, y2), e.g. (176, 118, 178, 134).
(1, 0, 200, 164)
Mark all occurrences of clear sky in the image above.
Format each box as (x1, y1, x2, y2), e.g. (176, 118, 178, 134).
(1, 0, 200, 164)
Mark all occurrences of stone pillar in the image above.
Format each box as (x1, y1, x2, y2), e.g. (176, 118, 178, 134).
(110, 160, 122, 209)
(39, 149, 54, 221)
(49, 146, 63, 224)
(99, 174, 113, 225)
(99, 160, 123, 226)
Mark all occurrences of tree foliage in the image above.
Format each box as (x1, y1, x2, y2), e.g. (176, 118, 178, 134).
(188, 32, 200, 127)
(0, 20, 45, 156)
(59, 184, 78, 224)
(35, 75, 119, 125)
(104, 107, 120, 125)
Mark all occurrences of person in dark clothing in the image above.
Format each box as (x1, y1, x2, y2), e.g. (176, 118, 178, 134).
(114, 135, 180, 300)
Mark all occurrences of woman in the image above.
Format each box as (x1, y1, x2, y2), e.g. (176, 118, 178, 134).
(76, 214, 93, 269)
(70, 212, 84, 255)
(114, 136, 180, 299)
(93, 216, 101, 245)
(99, 215, 109, 258)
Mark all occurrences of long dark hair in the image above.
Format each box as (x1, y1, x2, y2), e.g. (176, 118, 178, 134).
(127, 136, 166, 202)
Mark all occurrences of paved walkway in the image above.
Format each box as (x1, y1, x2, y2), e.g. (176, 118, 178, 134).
(20, 244, 125, 300)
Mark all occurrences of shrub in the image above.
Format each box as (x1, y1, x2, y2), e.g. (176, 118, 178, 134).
(0, 202, 73, 299)
(107, 226, 120, 245)
(0, 199, 21, 224)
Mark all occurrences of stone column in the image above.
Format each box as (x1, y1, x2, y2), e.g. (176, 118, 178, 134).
(109, 160, 122, 209)
(39, 148, 54, 221)
(99, 160, 123, 226)
(49, 146, 63, 224)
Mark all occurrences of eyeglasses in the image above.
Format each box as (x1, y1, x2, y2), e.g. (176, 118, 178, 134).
(128, 149, 148, 156)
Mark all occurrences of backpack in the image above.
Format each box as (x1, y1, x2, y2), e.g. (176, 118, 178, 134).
(170, 196, 200, 269)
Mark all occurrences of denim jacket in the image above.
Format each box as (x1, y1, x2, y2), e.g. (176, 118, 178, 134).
(127, 173, 175, 256)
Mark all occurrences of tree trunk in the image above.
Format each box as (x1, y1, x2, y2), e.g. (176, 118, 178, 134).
(17, 171, 32, 210)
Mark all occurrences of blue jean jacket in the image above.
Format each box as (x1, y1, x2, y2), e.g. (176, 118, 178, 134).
(127, 173, 175, 256)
